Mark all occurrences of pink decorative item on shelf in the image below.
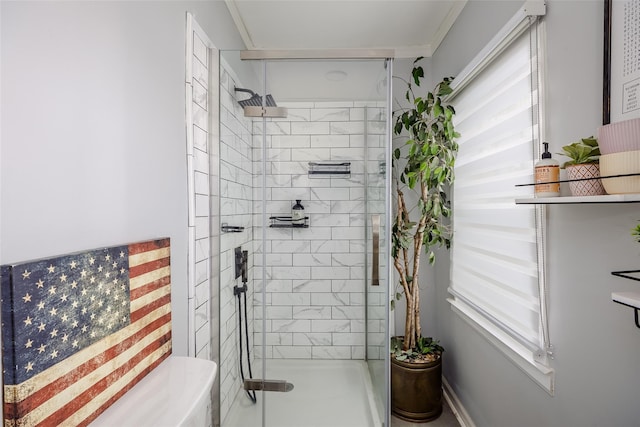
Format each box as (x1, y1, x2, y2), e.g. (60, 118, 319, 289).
(597, 117, 640, 155)
(565, 163, 606, 196)
(600, 150, 640, 194)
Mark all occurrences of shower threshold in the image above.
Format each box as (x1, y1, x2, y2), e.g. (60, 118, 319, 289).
(223, 359, 383, 427)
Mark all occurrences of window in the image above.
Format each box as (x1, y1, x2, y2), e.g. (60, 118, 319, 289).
(447, 2, 554, 394)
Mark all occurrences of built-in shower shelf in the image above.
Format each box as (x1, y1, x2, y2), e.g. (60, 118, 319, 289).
(221, 224, 245, 233)
(269, 216, 309, 228)
(308, 162, 351, 178)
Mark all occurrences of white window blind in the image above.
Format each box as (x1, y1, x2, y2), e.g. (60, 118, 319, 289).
(447, 2, 554, 393)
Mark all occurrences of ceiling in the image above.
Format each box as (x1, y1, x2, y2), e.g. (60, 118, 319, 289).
(223, 0, 468, 101)
(225, 0, 467, 57)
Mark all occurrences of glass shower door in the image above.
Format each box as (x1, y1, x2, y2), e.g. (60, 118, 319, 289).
(220, 53, 391, 427)
(365, 59, 392, 427)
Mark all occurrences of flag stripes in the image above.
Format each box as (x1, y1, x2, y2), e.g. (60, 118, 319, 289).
(2, 238, 172, 426)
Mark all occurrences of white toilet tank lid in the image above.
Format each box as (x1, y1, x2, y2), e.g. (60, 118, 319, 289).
(90, 356, 217, 427)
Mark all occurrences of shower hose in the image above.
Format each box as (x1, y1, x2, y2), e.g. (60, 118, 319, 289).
(236, 284, 257, 403)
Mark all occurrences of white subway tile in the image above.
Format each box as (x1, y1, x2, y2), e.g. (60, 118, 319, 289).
(311, 135, 349, 148)
(311, 240, 350, 253)
(292, 253, 331, 267)
(273, 346, 312, 359)
(310, 187, 350, 201)
(271, 266, 310, 280)
(291, 148, 331, 162)
(291, 122, 330, 135)
(266, 306, 293, 319)
(331, 253, 363, 267)
(332, 332, 365, 346)
(271, 135, 311, 148)
(311, 319, 350, 333)
(272, 319, 311, 333)
(310, 108, 350, 121)
(311, 266, 350, 280)
(332, 306, 365, 319)
(331, 280, 362, 293)
(265, 332, 293, 345)
(312, 346, 351, 359)
(293, 332, 331, 346)
(311, 293, 349, 306)
(292, 306, 332, 319)
(271, 292, 311, 306)
(292, 279, 332, 293)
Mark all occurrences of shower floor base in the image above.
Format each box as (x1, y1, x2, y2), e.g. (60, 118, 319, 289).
(223, 359, 383, 427)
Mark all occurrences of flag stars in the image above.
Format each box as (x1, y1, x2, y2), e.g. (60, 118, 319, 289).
(90, 277, 96, 284)
(89, 257, 95, 265)
(37, 344, 46, 353)
(22, 269, 31, 279)
(36, 279, 45, 288)
(105, 254, 111, 262)
(112, 261, 118, 269)
(49, 307, 58, 316)
(50, 328, 58, 338)
(120, 268, 125, 275)
(48, 286, 57, 295)
(71, 320, 79, 328)
(23, 316, 32, 326)
(72, 340, 79, 348)
(72, 300, 79, 309)
(62, 334, 69, 343)
(70, 281, 78, 289)
(50, 349, 58, 359)
(60, 313, 69, 322)
(70, 260, 78, 269)
(22, 293, 32, 303)
(119, 251, 125, 258)
(25, 362, 34, 372)
(61, 294, 68, 302)
(81, 269, 88, 278)
(47, 265, 55, 273)
(59, 273, 68, 282)
(25, 339, 33, 349)
(81, 288, 88, 296)
(112, 278, 119, 286)
(98, 265, 104, 273)
(37, 322, 46, 332)
(37, 301, 45, 310)
(81, 325, 88, 333)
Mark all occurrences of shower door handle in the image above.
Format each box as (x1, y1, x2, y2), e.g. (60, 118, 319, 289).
(371, 215, 380, 286)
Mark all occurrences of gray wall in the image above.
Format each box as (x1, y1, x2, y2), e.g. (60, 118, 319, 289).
(427, 1, 640, 426)
(1, 1, 245, 357)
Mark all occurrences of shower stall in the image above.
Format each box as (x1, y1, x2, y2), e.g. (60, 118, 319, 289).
(216, 51, 392, 427)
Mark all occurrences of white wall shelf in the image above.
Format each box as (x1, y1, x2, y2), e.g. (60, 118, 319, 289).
(612, 291, 640, 329)
(515, 194, 640, 204)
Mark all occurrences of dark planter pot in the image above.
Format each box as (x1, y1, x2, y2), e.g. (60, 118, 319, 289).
(391, 354, 443, 423)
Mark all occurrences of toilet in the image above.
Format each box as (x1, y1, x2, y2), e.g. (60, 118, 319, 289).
(91, 356, 218, 427)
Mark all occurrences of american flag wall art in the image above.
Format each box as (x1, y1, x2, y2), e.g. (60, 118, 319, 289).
(1, 238, 172, 426)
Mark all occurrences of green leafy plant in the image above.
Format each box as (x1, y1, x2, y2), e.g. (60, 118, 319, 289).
(557, 136, 600, 168)
(391, 57, 459, 356)
(632, 221, 640, 243)
(391, 336, 444, 362)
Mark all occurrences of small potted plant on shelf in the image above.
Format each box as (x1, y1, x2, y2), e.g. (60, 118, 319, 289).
(558, 136, 606, 196)
(391, 57, 459, 423)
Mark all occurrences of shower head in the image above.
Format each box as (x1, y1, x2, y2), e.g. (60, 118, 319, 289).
(234, 87, 278, 107)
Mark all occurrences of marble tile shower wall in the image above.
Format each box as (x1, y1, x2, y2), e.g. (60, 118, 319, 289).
(218, 62, 255, 421)
(252, 101, 387, 360)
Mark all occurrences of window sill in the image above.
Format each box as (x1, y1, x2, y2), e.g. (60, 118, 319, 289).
(448, 297, 555, 395)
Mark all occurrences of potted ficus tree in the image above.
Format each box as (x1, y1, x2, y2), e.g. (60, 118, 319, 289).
(391, 57, 459, 422)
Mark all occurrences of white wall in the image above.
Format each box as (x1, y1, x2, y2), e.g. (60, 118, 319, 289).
(428, 1, 640, 426)
(1, 1, 245, 358)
